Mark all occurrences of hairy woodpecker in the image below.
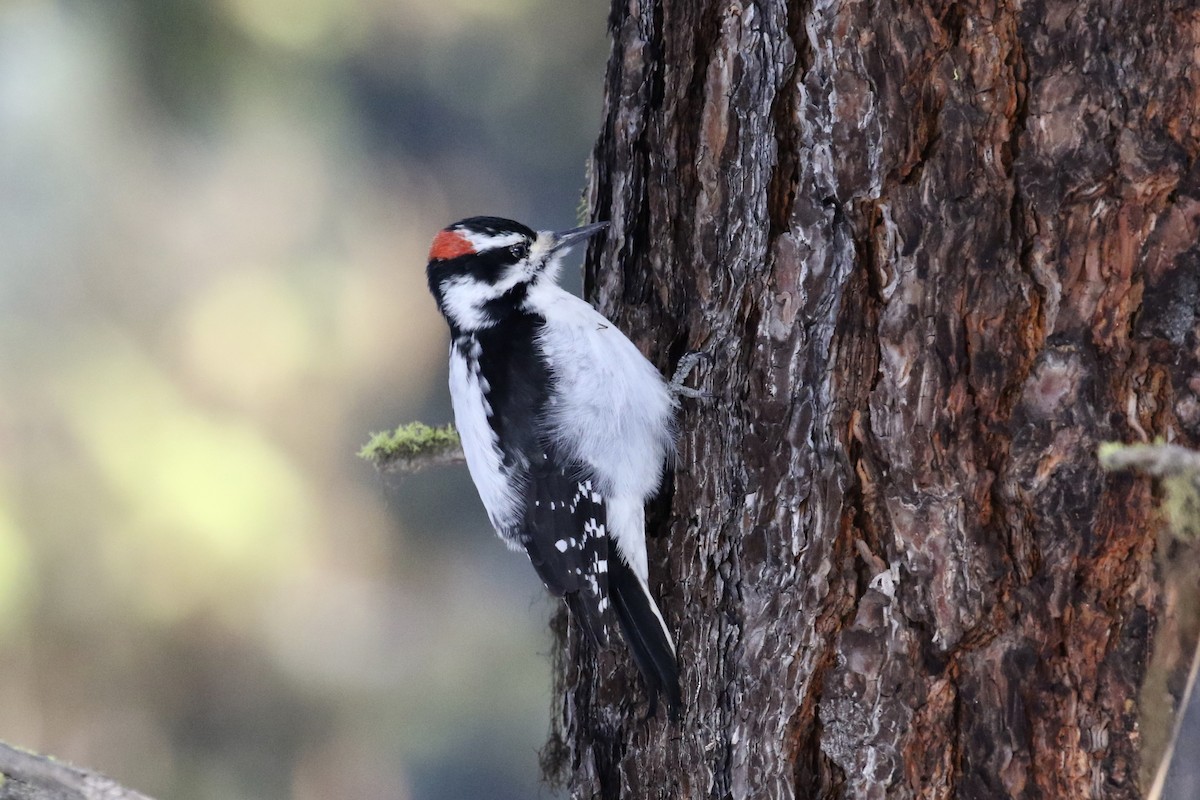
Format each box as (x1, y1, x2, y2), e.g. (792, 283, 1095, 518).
(425, 216, 682, 717)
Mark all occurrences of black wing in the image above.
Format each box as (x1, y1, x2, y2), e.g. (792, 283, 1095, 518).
(472, 316, 612, 645)
(521, 460, 611, 646)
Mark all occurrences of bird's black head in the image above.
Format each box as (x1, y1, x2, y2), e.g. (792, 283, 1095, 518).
(426, 216, 607, 332)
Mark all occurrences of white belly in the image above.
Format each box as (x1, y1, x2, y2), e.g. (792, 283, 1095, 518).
(528, 286, 676, 502)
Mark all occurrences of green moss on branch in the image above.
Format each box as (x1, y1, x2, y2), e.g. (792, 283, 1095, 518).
(359, 422, 464, 473)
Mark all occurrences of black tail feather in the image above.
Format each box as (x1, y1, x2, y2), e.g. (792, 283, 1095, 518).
(564, 590, 609, 648)
(609, 552, 682, 720)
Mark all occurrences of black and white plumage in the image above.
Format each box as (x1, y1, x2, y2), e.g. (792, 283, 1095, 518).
(425, 216, 681, 716)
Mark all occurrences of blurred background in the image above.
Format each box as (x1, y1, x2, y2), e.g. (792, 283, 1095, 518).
(0, 0, 608, 797)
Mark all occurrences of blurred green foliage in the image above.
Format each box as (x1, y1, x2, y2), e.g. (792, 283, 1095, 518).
(0, 0, 607, 798)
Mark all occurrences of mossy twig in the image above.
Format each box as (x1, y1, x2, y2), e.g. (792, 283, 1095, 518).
(359, 422, 464, 474)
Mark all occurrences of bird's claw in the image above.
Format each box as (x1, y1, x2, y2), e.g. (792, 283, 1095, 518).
(670, 351, 711, 400)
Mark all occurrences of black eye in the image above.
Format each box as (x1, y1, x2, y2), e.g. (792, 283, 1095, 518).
(509, 242, 529, 260)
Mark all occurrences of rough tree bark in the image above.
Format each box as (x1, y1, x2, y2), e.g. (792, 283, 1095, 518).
(545, 1, 1200, 798)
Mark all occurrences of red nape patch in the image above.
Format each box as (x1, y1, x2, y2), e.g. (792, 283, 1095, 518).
(429, 229, 475, 261)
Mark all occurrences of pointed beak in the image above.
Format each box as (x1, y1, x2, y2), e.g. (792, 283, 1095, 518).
(548, 221, 609, 254)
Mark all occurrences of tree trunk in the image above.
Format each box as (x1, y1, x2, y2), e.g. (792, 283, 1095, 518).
(546, 0, 1200, 798)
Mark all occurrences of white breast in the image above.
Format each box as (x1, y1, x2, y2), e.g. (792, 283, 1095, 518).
(526, 285, 676, 502)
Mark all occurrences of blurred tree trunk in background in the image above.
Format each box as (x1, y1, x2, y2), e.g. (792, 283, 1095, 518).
(545, 1, 1200, 798)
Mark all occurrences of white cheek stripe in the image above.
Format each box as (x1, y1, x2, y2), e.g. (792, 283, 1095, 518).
(440, 276, 495, 330)
(440, 268, 529, 330)
(458, 230, 526, 251)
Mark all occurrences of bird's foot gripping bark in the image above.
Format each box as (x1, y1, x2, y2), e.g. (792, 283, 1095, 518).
(669, 351, 710, 400)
